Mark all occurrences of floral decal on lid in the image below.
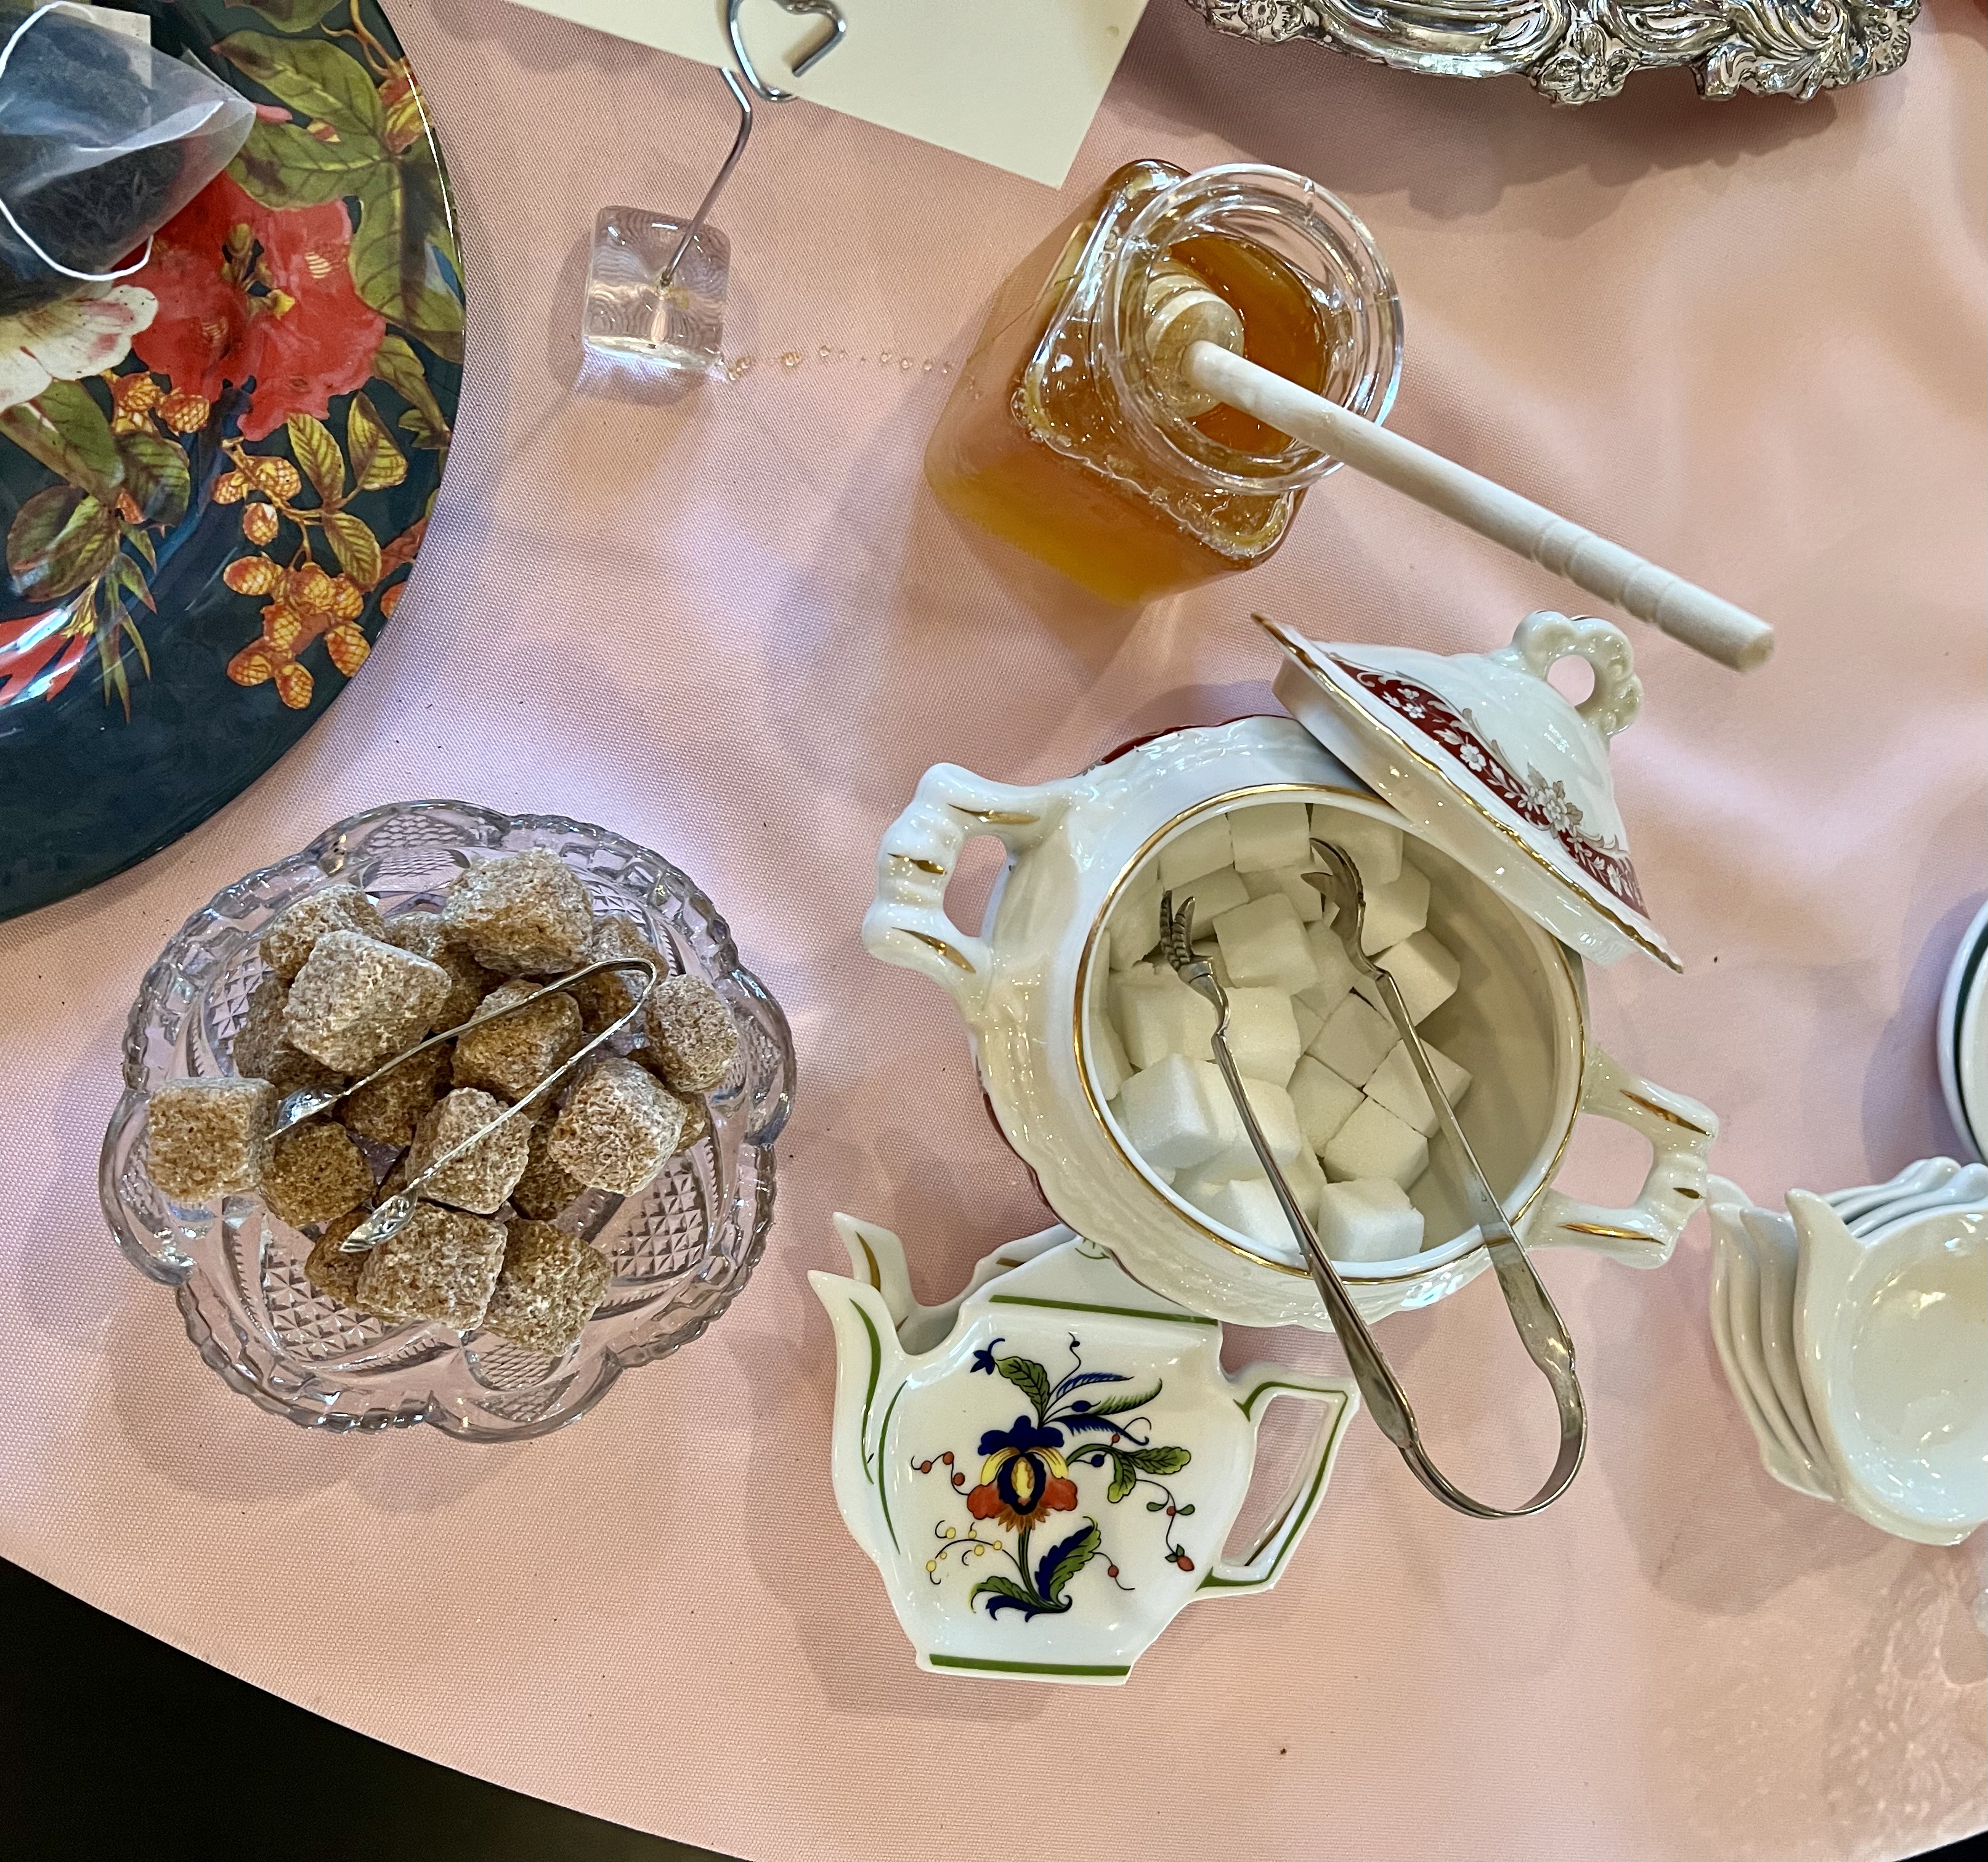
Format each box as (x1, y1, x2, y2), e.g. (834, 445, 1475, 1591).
(1331, 654, 1649, 916)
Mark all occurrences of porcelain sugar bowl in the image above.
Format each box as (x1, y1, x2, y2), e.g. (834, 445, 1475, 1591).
(813, 1221, 1358, 1683)
(862, 610, 1717, 1330)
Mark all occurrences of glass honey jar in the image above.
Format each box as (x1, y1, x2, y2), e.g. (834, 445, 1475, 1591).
(925, 162, 1403, 606)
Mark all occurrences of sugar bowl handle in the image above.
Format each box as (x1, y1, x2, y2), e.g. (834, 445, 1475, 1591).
(1527, 1046, 1717, 1263)
(862, 763, 1071, 1019)
(1197, 1366, 1359, 1595)
(1495, 610, 1644, 738)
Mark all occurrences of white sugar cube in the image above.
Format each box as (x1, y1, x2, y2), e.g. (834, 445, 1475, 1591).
(1323, 1097, 1429, 1189)
(1364, 1038, 1472, 1137)
(1198, 1076, 1302, 1179)
(1116, 1053, 1237, 1171)
(1229, 801, 1312, 874)
(1111, 869, 1161, 969)
(1292, 994, 1323, 1053)
(1159, 816, 1231, 888)
(1299, 918, 1360, 1018)
(1312, 993, 1397, 1086)
(1243, 865, 1327, 923)
(1183, 1136, 1320, 1210)
(1212, 893, 1318, 994)
(1358, 865, 1430, 953)
(1110, 968, 1217, 1071)
(1315, 1178, 1425, 1264)
(1190, 1174, 1292, 1253)
(1289, 1054, 1363, 1152)
(1175, 865, 1249, 926)
(1356, 929, 1461, 1028)
(1311, 809, 1402, 887)
(1224, 986, 1302, 1087)
(1090, 1006, 1132, 1104)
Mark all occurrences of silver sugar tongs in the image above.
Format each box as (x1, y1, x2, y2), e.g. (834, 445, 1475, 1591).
(1159, 840, 1586, 1518)
(269, 955, 660, 1255)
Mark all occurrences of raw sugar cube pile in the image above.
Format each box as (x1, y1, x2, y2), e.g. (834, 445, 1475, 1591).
(1097, 803, 1473, 1266)
(139, 852, 742, 1359)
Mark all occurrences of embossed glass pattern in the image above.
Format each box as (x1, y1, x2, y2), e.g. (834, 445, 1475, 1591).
(100, 801, 794, 1439)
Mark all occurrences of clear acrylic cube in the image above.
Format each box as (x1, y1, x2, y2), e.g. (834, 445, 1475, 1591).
(582, 206, 730, 378)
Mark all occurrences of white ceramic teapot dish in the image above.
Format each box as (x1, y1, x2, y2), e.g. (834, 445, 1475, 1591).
(831, 1213, 1075, 1354)
(862, 612, 1716, 1330)
(1790, 1189, 1987, 1546)
(813, 1224, 1358, 1683)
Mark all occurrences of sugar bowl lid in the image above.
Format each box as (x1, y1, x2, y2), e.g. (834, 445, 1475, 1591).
(1259, 609, 1681, 972)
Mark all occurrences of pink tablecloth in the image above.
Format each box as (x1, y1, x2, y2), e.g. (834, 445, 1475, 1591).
(2, 6, 1983, 1858)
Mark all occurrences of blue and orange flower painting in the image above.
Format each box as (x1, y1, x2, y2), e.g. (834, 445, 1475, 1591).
(913, 1334, 1196, 1622)
(967, 1415, 1080, 1532)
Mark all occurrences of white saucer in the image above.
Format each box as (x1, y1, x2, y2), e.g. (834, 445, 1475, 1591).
(1936, 900, 1988, 1162)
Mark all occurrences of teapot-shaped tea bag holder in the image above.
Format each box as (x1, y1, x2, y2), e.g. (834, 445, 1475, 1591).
(580, 0, 847, 381)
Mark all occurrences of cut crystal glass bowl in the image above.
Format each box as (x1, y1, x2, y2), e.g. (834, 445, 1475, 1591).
(99, 801, 795, 1439)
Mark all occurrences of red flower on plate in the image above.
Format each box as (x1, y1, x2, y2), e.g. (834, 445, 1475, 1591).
(132, 173, 383, 442)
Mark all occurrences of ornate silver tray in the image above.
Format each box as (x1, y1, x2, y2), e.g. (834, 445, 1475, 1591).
(1184, 0, 1916, 105)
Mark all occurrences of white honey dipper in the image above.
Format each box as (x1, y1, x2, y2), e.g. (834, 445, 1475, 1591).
(1144, 270, 1774, 673)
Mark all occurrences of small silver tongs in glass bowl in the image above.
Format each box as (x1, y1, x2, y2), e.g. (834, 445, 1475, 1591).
(1159, 842, 1586, 1519)
(270, 956, 660, 1254)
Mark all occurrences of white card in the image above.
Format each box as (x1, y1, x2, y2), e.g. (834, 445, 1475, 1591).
(503, 0, 1149, 188)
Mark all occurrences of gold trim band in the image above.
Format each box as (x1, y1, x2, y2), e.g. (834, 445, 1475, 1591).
(1621, 1089, 1711, 1136)
(904, 929, 973, 971)
(1560, 1220, 1658, 1243)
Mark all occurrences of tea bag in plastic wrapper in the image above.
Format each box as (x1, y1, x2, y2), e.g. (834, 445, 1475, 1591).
(0, 3, 253, 313)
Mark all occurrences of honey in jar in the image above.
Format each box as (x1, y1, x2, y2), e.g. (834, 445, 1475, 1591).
(926, 161, 1403, 605)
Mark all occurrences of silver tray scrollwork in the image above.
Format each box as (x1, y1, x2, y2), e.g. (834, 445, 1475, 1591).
(1184, 0, 1917, 105)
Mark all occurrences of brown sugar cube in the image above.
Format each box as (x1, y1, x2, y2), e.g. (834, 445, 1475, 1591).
(230, 973, 288, 1074)
(441, 849, 594, 977)
(452, 979, 583, 1101)
(230, 974, 344, 1099)
(508, 1115, 588, 1221)
(302, 1216, 369, 1305)
(355, 1201, 506, 1330)
(671, 1089, 710, 1153)
(339, 1040, 452, 1148)
(282, 929, 452, 1075)
(259, 884, 387, 983)
(642, 974, 740, 1092)
(548, 1057, 685, 1196)
(481, 1220, 612, 1356)
(405, 1088, 532, 1215)
(262, 1120, 374, 1228)
(386, 910, 498, 1030)
(627, 1045, 712, 1152)
(567, 915, 665, 1034)
(147, 1076, 276, 1200)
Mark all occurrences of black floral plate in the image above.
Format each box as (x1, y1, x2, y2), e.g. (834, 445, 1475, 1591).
(0, 0, 461, 921)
